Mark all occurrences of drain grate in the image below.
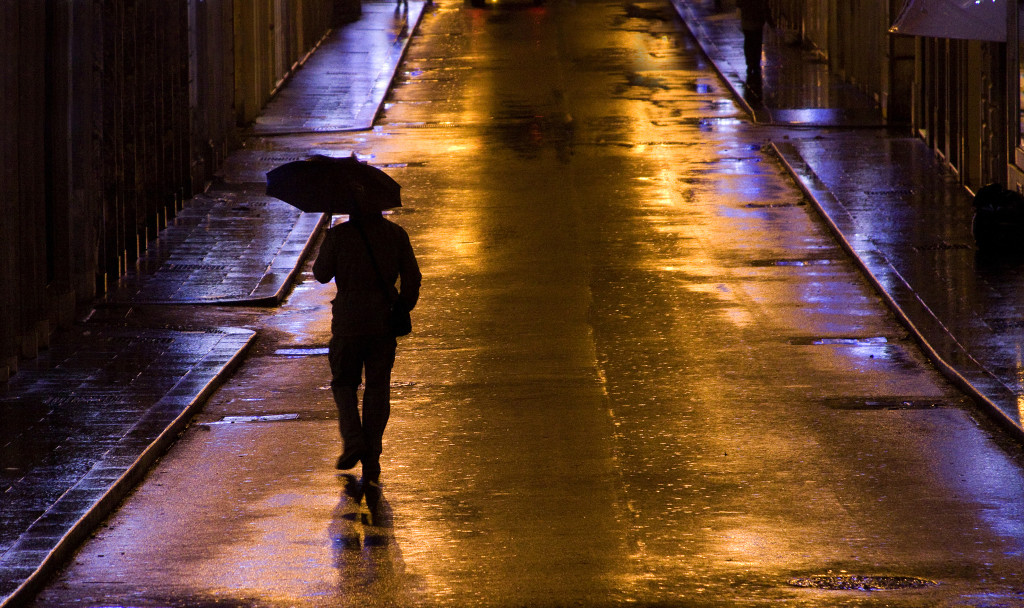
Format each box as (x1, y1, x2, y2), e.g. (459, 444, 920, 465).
(789, 574, 936, 591)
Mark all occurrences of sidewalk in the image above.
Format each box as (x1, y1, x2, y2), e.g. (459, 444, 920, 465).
(672, 0, 1024, 437)
(0, 2, 427, 606)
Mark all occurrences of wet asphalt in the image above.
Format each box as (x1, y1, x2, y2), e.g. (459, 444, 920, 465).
(674, 0, 1024, 446)
(4, 0, 1024, 606)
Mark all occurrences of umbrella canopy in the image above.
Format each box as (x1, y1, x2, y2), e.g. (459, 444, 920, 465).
(265, 155, 402, 214)
(890, 0, 1005, 41)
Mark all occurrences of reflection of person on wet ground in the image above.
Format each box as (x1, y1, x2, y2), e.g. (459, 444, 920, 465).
(313, 184, 421, 484)
(737, 0, 773, 96)
(330, 475, 407, 597)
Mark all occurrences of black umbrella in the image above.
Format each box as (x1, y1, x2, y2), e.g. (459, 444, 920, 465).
(265, 154, 401, 214)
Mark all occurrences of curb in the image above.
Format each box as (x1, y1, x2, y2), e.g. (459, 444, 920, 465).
(248, 0, 430, 137)
(365, 1, 431, 129)
(769, 141, 1024, 441)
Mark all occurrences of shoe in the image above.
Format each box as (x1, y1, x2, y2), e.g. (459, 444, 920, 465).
(336, 450, 362, 470)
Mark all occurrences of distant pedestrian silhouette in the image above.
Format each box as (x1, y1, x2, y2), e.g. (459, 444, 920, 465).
(737, 0, 772, 96)
(313, 184, 421, 484)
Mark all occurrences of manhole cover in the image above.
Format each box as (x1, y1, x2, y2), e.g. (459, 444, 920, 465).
(789, 575, 936, 591)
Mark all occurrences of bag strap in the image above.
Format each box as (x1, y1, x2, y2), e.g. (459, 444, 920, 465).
(353, 222, 399, 302)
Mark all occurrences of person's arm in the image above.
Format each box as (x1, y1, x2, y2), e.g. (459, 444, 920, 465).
(397, 231, 421, 311)
(312, 229, 337, 284)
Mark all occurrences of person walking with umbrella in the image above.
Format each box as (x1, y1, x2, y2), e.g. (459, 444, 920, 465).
(268, 156, 421, 484)
(737, 0, 773, 96)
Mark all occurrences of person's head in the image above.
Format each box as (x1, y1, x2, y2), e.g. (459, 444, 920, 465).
(348, 182, 383, 222)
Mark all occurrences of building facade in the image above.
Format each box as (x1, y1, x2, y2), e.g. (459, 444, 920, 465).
(772, 0, 1016, 194)
(5, 0, 1024, 381)
(0, 1, 340, 381)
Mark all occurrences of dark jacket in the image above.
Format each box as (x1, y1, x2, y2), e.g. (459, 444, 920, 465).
(313, 216, 421, 336)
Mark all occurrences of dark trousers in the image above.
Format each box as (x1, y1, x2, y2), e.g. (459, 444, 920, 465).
(329, 334, 397, 478)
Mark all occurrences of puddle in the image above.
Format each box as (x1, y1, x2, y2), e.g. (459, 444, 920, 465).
(275, 347, 329, 356)
(751, 258, 835, 267)
(209, 414, 300, 424)
(789, 574, 936, 591)
(823, 397, 961, 410)
(744, 201, 805, 209)
(789, 336, 889, 346)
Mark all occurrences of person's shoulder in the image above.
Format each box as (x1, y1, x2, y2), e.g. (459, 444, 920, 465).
(321, 222, 360, 249)
(326, 220, 358, 236)
(382, 217, 411, 238)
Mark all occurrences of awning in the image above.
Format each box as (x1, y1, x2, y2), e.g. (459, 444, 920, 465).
(889, 0, 1006, 42)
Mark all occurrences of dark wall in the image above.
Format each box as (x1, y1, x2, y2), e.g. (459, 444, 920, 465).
(0, 0, 335, 381)
(1, 3, 49, 378)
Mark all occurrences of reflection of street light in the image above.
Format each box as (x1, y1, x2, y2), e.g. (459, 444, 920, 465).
(1015, 345, 1024, 424)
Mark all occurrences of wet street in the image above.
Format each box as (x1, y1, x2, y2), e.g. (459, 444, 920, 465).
(26, 0, 1024, 605)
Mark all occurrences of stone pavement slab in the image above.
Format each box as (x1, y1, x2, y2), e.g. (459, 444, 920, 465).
(0, 326, 255, 605)
(103, 187, 324, 306)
